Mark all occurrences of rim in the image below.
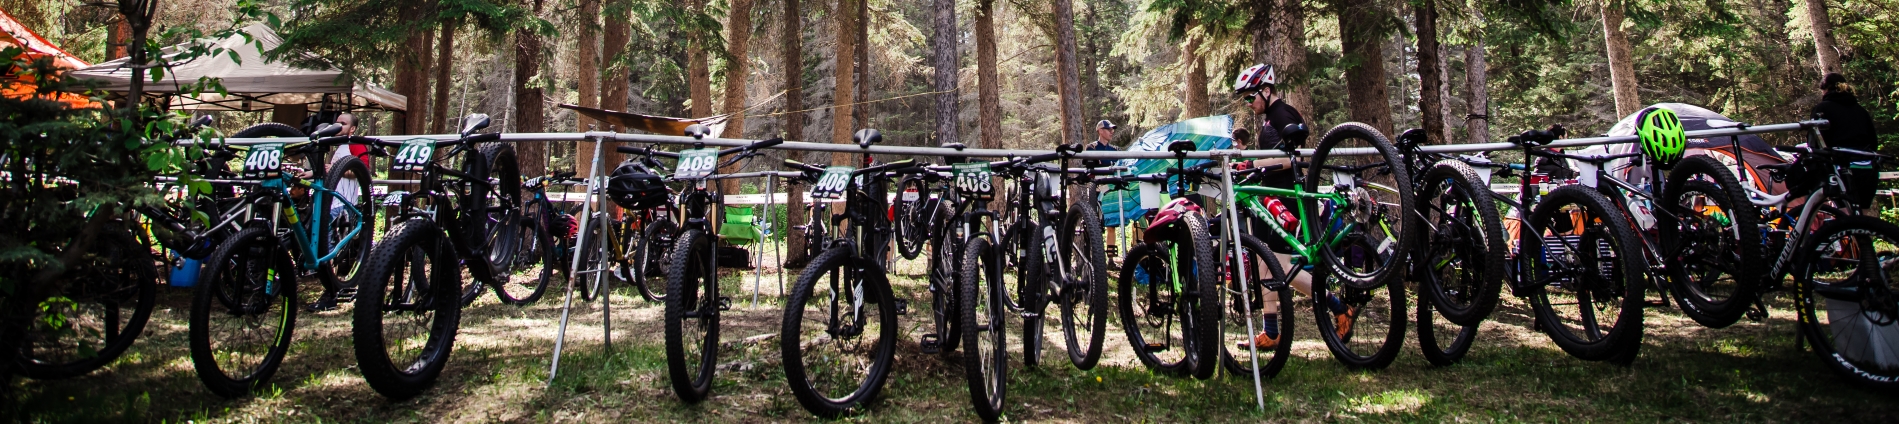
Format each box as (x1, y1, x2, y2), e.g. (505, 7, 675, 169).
(795, 258, 885, 402)
(206, 234, 291, 380)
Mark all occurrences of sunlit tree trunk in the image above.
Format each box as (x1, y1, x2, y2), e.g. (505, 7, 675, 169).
(600, 0, 632, 180)
(1181, 28, 1209, 120)
(574, 0, 605, 177)
(1341, 0, 1394, 135)
(931, 0, 961, 146)
(1804, 0, 1843, 76)
(515, 0, 548, 176)
(690, 0, 714, 119)
(1600, 0, 1640, 117)
(1056, 0, 1087, 144)
(853, 0, 870, 130)
(976, 0, 1001, 150)
(783, 0, 810, 266)
(1464, 0, 1490, 144)
(431, 23, 455, 134)
(718, 0, 757, 194)
(1415, 0, 1447, 143)
(830, 0, 858, 166)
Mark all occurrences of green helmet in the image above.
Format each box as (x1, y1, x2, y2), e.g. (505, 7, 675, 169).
(1637, 107, 1687, 166)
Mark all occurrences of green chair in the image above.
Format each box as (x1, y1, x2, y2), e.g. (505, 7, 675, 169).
(718, 206, 762, 245)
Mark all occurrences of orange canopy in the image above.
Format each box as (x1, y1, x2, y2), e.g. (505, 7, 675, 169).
(1, 7, 100, 109)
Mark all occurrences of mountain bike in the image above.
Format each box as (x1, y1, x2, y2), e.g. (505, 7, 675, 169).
(187, 123, 373, 397)
(496, 171, 587, 305)
(1721, 125, 1899, 389)
(632, 128, 782, 403)
(614, 146, 681, 303)
(995, 144, 1115, 370)
(349, 114, 506, 399)
(779, 129, 916, 418)
(1393, 129, 1507, 366)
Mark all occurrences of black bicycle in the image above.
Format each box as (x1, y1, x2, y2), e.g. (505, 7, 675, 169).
(349, 114, 506, 399)
(779, 129, 916, 418)
(630, 127, 782, 403)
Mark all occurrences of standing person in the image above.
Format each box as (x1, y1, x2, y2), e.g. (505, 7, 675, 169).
(1089, 120, 1123, 257)
(1811, 73, 1883, 216)
(1228, 63, 1356, 349)
(308, 112, 372, 311)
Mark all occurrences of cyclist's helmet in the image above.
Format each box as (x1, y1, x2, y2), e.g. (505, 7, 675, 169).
(1635, 107, 1687, 167)
(1233, 64, 1277, 94)
(607, 160, 672, 210)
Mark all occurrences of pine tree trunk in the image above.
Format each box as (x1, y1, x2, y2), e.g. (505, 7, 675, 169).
(1341, 0, 1394, 136)
(931, 0, 961, 146)
(1415, 0, 1446, 144)
(1269, 0, 1311, 110)
(1055, 0, 1087, 144)
(690, 0, 714, 118)
(1181, 29, 1209, 120)
(976, 0, 1001, 150)
(853, 0, 870, 131)
(601, 0, 632, 176)
(1082, 2, 1103, 119)
(515, 0, 548, 176)
(431, 23, 455, 135)
(783, 0, 810, 266)
(1464, 1, 1490, 145)
(1600, 0, 1640, 117)
(718, 0, 756, 195)
(1804, 0, 1842, 76)
(830, 0, 858, 166)
(396, 23, 434, 135)
(575, 0, 604, 177)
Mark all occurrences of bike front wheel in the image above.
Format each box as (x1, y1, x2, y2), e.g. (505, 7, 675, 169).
(20, 226, 158, 380)
(1058, 200, 1109, 369)
(1794, 215, 1899, 389)
(189, 226, 297, 398)
(960, 235, 1007, 422)
(1307, 122, 1414, 291)
(1522, 185, 1647, 363)
(781, 243, 898, 418)
(352, 219, 462, 400)
(663, 229, 720, 402)
(1219, 234, 1294, 380)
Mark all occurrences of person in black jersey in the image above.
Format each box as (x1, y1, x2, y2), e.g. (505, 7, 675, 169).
(1228, 63, 1355, 350)
(1811, 73, 1883, 215)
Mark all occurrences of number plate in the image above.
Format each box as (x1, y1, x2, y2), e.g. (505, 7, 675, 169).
(391, 139, 436, 172)
(1138, 181, 1162, 209)
(810, 166, 854, 200)
(241, 143, 285, 179)
(901, 189, 920, 201)
(675, 148, 719, 179)
(953, 162, 995, 199)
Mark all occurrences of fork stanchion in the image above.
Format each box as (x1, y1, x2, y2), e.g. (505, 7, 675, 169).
(1218, 153, 1268, 412)
(549, 130, 612, 385)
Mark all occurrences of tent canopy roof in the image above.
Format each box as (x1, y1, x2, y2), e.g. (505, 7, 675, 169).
(68, 23, 404, 111)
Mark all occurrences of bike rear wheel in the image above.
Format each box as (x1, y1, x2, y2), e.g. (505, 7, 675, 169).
(664, 229, 720, 402)
(1794, 215, 1899, 389)
(189, 226, 297, 398)
(960, 235, 1007, 422)
(1116, 243, 1194, 376)
(929, 214, 966, 354)
(1220, 234, 1294, 380)
(1659, 155, 1763, 328)
(1523, 185, 1647, 363)
(781, 243, 897, 418)
(1307, 122, 1414, 291)
(631, 217, 679, 302)
(1413, 160, 1507, 327)
(1312, 234, 1409, 369)
(20, 226, 158, 380)
(1058, 200, 1109, 369)
(895, 176, 931, 260)
(352, 219, 462, 400)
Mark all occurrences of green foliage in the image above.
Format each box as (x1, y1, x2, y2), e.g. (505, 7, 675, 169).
(269, 0, 535, 81)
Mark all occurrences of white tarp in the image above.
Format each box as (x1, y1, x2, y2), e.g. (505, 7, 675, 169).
(68, 23, 405, 111)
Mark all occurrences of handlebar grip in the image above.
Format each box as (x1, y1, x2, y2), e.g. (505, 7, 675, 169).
(753, 137, 786, 150)
(466, 133, 503, 144)
(783, 159, 825, 173)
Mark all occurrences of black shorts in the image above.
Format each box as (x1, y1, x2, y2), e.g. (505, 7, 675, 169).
(1847, 167, 1879, 210)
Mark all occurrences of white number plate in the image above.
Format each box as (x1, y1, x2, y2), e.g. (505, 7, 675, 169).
(391, 139, 436, 172)
(953, 162, 995, 199)
(241, 143, 285, 179)
(675, 148, 719, 179)
(901, 189, 920, 201)
(810, 166, 854, 200)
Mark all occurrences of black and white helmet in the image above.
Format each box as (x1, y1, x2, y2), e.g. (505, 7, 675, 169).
(1233, 64, 1277, 94)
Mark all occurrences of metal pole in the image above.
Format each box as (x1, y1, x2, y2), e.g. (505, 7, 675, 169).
(600, 130, 616, 354)
(549, 129, 609, 385)
(1219, 153, 1267, 411)
(753, 175, 774, 307)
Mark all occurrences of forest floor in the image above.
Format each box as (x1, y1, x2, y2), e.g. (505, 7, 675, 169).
(16, 244, 1899, 423)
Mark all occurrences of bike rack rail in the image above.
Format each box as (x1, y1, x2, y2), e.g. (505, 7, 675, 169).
(166, 118, 1834, 407)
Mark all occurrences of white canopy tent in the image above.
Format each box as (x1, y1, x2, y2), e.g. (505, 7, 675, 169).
(68, 23, 405, 112)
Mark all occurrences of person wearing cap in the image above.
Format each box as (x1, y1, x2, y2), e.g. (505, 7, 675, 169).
(1228, 63, 1354, 351)
(1811, 73, 1882, 216)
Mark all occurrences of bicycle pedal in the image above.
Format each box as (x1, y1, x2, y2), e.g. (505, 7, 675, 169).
(919, 334, 942, 354)
(718, 296, 732, 311)
(893, 298, 909, 316)
(335, 287, 357, 303)
(1142, 342, 1169, 353)
(1019, 311, 1041, 319)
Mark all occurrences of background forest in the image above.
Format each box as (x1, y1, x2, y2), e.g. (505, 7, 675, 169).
(7, 0, 1897, 172)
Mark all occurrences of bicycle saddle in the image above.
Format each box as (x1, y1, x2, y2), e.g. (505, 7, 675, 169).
(1166, 139, 1197, 153)
(1279, 123, 1310, 150)
(1396, 128, 1427, 149)
(310, 123, 344, 139)
(1508, 129, 1558, 146)
(854, 128, 883, 148)
(460, 113, 491, 136)
(684, 124, 712, 139)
